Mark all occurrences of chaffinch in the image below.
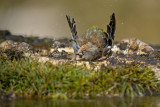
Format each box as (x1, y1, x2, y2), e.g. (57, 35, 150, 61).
(66, 13, 116, 61)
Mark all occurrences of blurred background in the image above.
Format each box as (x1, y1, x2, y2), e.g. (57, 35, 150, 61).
(0, 0, 160, 44)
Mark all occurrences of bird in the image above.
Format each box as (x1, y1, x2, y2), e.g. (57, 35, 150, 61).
(66, 13, 116, 61)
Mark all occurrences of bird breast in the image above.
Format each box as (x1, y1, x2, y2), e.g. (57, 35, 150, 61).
(77, 32, 104, 52)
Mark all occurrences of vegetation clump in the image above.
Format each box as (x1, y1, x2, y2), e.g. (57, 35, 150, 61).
(0, 55, 160, 99)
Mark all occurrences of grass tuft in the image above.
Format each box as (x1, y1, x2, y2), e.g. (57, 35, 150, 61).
(0, 56, 160, 99)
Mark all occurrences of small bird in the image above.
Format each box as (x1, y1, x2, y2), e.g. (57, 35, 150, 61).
(66, 13, 116, 61)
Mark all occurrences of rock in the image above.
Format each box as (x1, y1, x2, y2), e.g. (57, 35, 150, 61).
(0, 90, 16, 100)
(0, 40, 33, 52)
(117, 38, 154, 55)
(16, 42, 33, 52)
(52, 41, 65, 48)
(111, 45, 120, 54)
(49, 48, 69, 59)
(0, 30, 11, 36)
(0, 40, 33, 60)
(0, 40, 18, 51)
(5, 35, 25, 42)
(0, 30, 54, 48)
(138, 41, 154, 55)
(40, 49, 48, 56)
(118, 39, 130, 50)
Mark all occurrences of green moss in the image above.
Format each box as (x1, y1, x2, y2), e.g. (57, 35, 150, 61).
(0, 56, 160, 99)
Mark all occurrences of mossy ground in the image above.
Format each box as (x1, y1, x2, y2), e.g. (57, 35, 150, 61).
(0, 55, 160, 99)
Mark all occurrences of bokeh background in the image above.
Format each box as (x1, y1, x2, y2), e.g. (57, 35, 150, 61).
(0, 0, 160, 44)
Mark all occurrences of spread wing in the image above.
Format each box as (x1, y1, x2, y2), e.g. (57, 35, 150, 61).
(104, 13, 116, 47)
(108, 13, 116, 40)
(102, 13, 116, 56)
(66, 15, 80, 53)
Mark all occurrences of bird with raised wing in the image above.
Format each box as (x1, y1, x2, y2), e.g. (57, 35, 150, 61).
(66, 13, 116, 61)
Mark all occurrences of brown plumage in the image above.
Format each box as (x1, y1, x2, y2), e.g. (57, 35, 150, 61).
(66, 13, 116, 61)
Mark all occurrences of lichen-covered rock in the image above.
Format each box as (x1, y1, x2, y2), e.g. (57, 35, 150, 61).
(0, 40, 33, 52)
(138, 43, 154, 55)
(0, 40, 18, 51)
(0, 40, 33, 60)
(52, 41, 65, 48)
(0, 30, 11, 36)
(16, 42, 33, 52)
(48, 48, 69, 59)
(40, 49, 49, 56)
(0, 30, 54, 49)
(117, 38, 154, 55)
